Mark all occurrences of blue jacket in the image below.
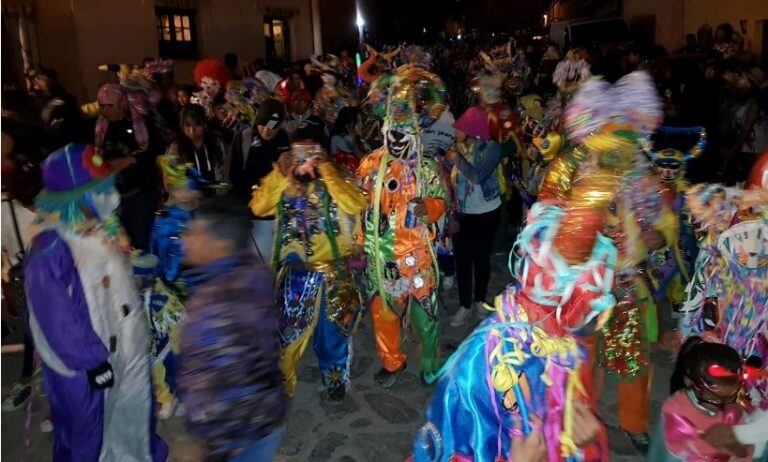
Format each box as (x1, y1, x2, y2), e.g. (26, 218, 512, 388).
(453, 140, 502, 213)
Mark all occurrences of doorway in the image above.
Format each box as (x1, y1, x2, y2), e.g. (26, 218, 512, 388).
(264, 17, 289, 61)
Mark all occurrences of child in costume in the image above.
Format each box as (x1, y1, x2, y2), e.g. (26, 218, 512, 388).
(250, 142, 367, 401)
(146, 153, 214, 418)
(357, 65, 449, 387)
(648, 338, 752, 461)
(24, 143, 167, 461)
(645, 127, 706, 316)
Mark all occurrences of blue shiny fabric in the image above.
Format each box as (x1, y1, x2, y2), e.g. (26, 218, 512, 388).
(150, 205, 192, 284)
(414, 314, 577, 462)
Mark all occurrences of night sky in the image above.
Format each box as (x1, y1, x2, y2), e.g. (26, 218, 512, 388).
(360, 0, 548, 43)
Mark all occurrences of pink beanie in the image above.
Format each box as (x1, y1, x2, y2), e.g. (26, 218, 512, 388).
(454, 106, 490, 141)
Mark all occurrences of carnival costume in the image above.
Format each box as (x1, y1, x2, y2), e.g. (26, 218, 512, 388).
(250, 149, 367, 398)
(24, 143, 167, 461)
(412, 71, 667, 461)
(311, 60, 357, 128)
(645, 127, 706, 310)
(552, 51, 591, 107)
(357, 64, 449, 381)
(679, 160, 768, 407)
(538, 71, 674, 438)
(192, 59, 231, 118)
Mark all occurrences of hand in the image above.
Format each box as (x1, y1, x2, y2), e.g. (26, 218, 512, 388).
(510, 424, 547, 462)
(445, 219, 460, 236)
(641, 229, 665, 250)
(701, 424, 747, 457)
(87, 362, 115, 389)
(278, 152, 295, 177)
(408, 198, 428, 217)
(294, 157, 318, 179)
(572, 402, 602, 447)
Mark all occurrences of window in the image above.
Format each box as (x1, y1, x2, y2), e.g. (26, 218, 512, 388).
(264, 17, 289, 61)
(155, 7, 198, 59)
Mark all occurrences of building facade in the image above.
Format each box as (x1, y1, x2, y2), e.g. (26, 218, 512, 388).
(2, 0, 357, 100)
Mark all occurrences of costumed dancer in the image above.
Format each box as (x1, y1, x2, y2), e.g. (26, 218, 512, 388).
(552, 50, 591, 108)
(357, 65, 449, 386)
(192, 59, 232, 118)
(24, 143, 167, 461)
(678, 155, 768, 409)
(145, 153, 215, 419)
(645, 127, 706, 318)
(310, 57, 357, 129)
(538, 71, 673, 453)
(250, 142, 367, 401)
(412, 71, 669, 462)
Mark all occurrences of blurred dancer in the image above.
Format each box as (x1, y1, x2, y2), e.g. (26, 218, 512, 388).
(180, 206, 287, 461)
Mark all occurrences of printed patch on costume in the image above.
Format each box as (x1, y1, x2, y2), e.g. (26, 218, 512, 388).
(279, 269, 323, 346)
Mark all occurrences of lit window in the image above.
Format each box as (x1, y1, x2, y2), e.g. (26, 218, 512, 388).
(155, 7, 198, 59)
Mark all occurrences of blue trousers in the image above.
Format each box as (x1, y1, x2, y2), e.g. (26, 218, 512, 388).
(228, 427, 284, 462)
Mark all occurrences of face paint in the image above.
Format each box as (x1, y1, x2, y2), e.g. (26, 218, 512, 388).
(201, 77, 221, 98)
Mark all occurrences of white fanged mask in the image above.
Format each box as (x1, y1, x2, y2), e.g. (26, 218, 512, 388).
(89, 188, 121, 220)
(385, 127, 416, 158)
(719, 221, 768, 269)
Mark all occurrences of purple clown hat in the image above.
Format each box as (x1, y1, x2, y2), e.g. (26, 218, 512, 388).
(36, 143, 116, 223)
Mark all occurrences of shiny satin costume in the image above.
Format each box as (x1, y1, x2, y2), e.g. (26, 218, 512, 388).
(413, 72, 670, 461)
(358, 64, 449, 377)
(250, 160, 367, 395)
(645, 129, 706, 309)
(25, 144, 166, 461)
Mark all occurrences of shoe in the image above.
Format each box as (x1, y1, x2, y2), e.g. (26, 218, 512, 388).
(442, 275, 455, 290)
(326, 386, 346, 403)
(373, 362, 407, 388)
(157, 396, 178, 420)
(474, 301, 489, 317)
(625, 431, 650, 455)
(39, 416, 53, 433)
(450, 307, 472, 327)
(2, 383, 31, 411)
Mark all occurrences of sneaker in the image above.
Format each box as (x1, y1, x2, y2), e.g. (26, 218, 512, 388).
(625, 431, 650, 455)
(442, 275, 455, 290)
(449, 307, 472, 327)
(474, 301, 489, 317)
(326, 386, 346, 404)
(157, 396, 178, 420)
(2, 383, 31, 411)
(373, 362, 407, 388)
(39, 417, 53, 433)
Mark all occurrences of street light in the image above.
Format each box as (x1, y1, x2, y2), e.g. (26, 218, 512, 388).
(356, 10, 365, 29)
(543, 14, 548, 27)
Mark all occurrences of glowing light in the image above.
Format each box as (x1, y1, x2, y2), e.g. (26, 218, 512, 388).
(457, 33, 462, 40)
(356, 10, 365, 28)
(543, 14, 548, 26)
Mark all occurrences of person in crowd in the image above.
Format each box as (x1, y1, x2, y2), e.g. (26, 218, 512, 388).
(177, 85, 193, 109)
(167, 104, 228, 182)
(329, 106, 361, 157)
(224, 52, 242, 80)
(648, 338, 752, 461)
(284, 89, 326, 144)
(229, 97, 290, 197)
(95, 82, 163, 250)
(29, 68, 82, 144)
(179, 205, 287, 461)
(1, 134, 41, 413)
(445, 106, 503, 326)
(24, 143, 167, 461)
(680, 33, 704, 54)
(250, 141, 367, 402)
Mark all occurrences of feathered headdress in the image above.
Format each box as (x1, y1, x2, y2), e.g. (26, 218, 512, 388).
(366, 64, 447, 130)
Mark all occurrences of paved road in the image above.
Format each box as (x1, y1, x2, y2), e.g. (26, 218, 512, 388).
(1, 208, 673, 461)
